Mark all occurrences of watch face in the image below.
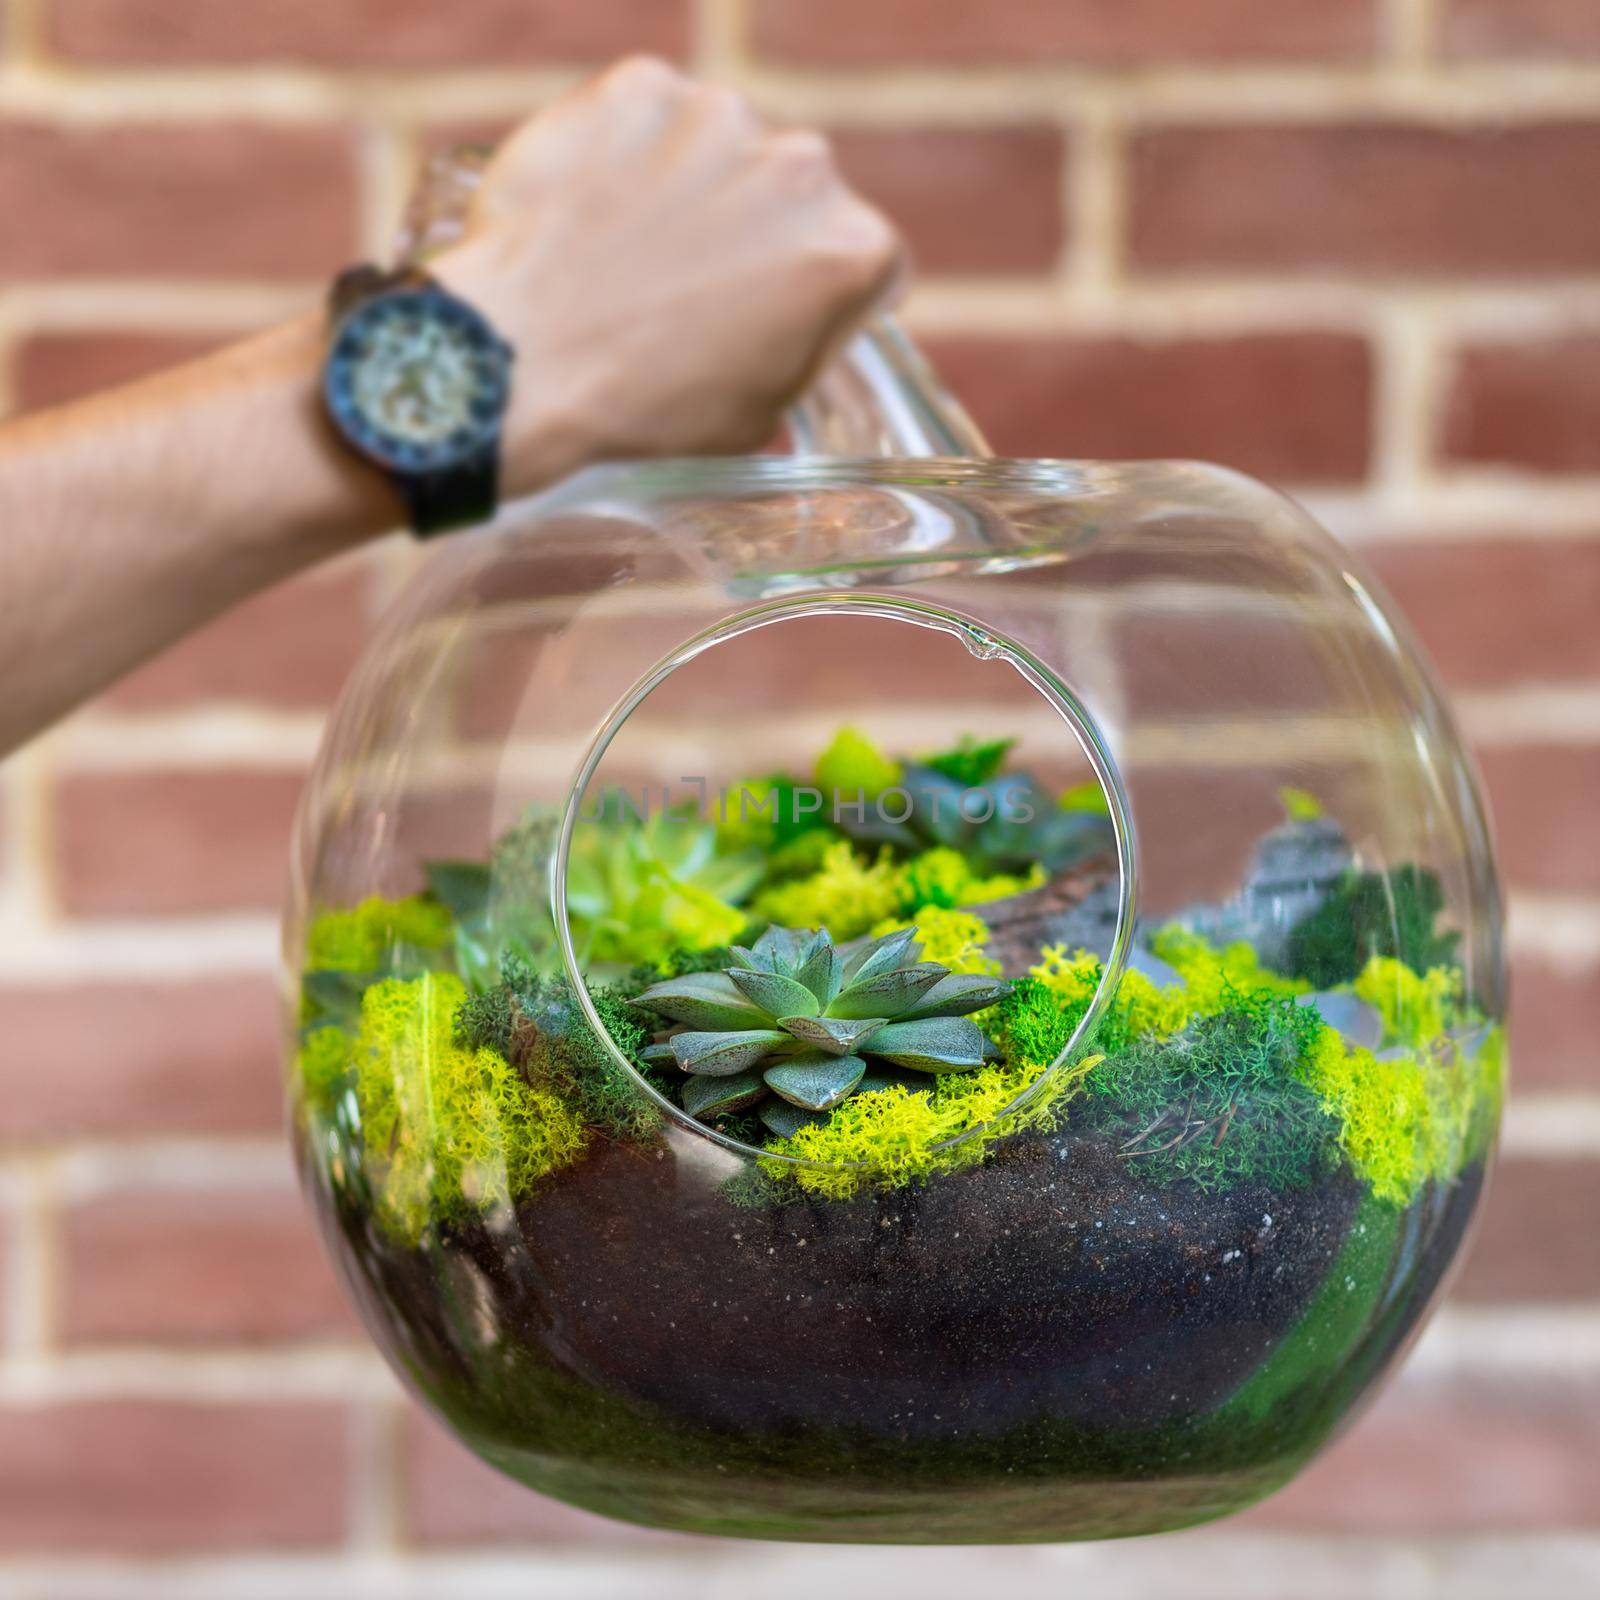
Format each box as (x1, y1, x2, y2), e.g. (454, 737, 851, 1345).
(325, 287, 511, 473)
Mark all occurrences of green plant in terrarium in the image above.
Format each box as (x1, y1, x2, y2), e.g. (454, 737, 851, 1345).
(633, 923, 1010, 1134)
(822, 726, 1113, 874)
(428, 802, 764, 987)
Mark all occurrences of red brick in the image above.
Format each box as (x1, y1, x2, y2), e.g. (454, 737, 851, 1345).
(62, 1185, 355, 1345)
(48, 0, 689, 66)
(0, 122, 358, 280)
(1364, 536, 1600, 687)
(104, 562, 372, 713)
(1243, 1377, 1600, 1530)
(1442, 336, 1600, 474)
(1509, 953, 1600, 1092)
(0, 978, 284, 1138)
(11, 330, 231, 414)
(0, 1400, 346, 1552)
(1129, 123, 1600, 277)
(1447, 1, 1600, 57)
(832, 127, 1064, 277)
(1453, 1156, 1600, 1302)
(922, 331, 1372, 484)
(52, 768, 305, 917)
(1476, 744, 1600, 895)
(401, 1407, 699, 1547)
(752, 0, 1375, 67)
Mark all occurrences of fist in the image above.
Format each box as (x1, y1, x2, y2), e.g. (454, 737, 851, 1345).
(434, 58, 903, 491)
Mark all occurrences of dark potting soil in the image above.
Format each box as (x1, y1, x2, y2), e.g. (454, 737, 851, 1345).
(449, 1127, 1361, 1443)
(308, 1129, 1490, 1540)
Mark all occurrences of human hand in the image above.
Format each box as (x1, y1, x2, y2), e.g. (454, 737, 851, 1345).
(433, 57, 902, 491)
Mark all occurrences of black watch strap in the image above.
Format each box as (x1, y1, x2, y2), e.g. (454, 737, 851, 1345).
(399, 447, 501, 538)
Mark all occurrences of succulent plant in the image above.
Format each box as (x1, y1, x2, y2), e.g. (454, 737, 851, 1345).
(632, 924, 1011, 1136)
(835, 756, 1112, 876)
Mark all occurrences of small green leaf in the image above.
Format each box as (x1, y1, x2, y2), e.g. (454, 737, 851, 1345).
(856, 1066, 934, 1097)
(923, 734, 1015, 788)
(792, 935, 843, 1007)
(759, 1098, 829, 1138)
(728, 967, 820, 1020)
(865, 1016, 990, 1073)
(899, 973, 1012, 1020)
(640, 1040, 678, 1066)
(633, 972, 769, 1030)
(764, 1052, 867, 1111)
(683, 1072, 767, 1119)
(672, 1028, 790, 1077)
(423, 860, 492, 923)
(301, 969, 376, 1030)
(831, 962, 945, 1020)
(840, 925, 919, 985)
(777, 1013, 886, 1056)
(751, 924, 809, 973)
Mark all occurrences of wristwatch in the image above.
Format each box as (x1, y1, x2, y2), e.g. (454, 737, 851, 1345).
(322, 264, 514, 538)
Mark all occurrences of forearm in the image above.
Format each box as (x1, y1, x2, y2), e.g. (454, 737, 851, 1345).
(0, 316, 396, 754)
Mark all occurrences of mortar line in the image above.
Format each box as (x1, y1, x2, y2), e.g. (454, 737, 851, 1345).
(1370, 295, 1443, 504)
(345, 1391, 404, 1557)
(1061, 93, 1124, 302)
(695, 0, 750, 78)
(0, 1153, 61, 1360)
(1382, 0, 1443, 70)
(8, 57, 1600, 124)
(357, 117, 418, 266)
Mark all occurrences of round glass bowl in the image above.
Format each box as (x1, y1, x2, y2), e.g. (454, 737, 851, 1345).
(285, 340, 1504, 1544)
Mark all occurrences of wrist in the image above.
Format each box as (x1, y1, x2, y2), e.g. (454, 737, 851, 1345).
(239, 315, 403, 557)
(430, 238, 598, 498)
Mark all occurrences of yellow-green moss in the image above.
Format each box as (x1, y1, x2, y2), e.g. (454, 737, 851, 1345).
(752, 837, 1041, 945)
(871, 906, 1002, 976)
(813, 725, 901, 802)
(297, 1025, 351, 1116)
(1059, 780, 1111, 816)
(766, 1056, 1098, 1200)
(894, 846, 1043, 915)
(1297, 1009, 1504, 1205)
(1149, 923, 1310, 1010)
(305, 894, 453, 974)
(1029, 945, 1191, 1046)
(303, 972, 587, 1244)
(1353, 956, 1460, 1050)
(751, 840, 903, 940)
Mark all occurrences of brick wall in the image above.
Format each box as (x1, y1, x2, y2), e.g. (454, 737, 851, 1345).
(1, 2, 1597, 1594)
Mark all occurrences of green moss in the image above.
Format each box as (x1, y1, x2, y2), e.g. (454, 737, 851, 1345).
(456, 957, 663, 1144)
(304, 894, 453, 974)
(1283, 864, 1460, 988)
(302, 972, 589, 1244)
(1078, 996, 1334, 1192)
(1219, 1191, 1401, 1425)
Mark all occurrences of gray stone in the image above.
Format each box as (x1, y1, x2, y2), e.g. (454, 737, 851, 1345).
(1296, 991, 1384, 1051)
(1176, 817, 1354, 970)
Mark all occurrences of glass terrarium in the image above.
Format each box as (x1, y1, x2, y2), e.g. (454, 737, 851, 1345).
(284, 318, 1504, 1544)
